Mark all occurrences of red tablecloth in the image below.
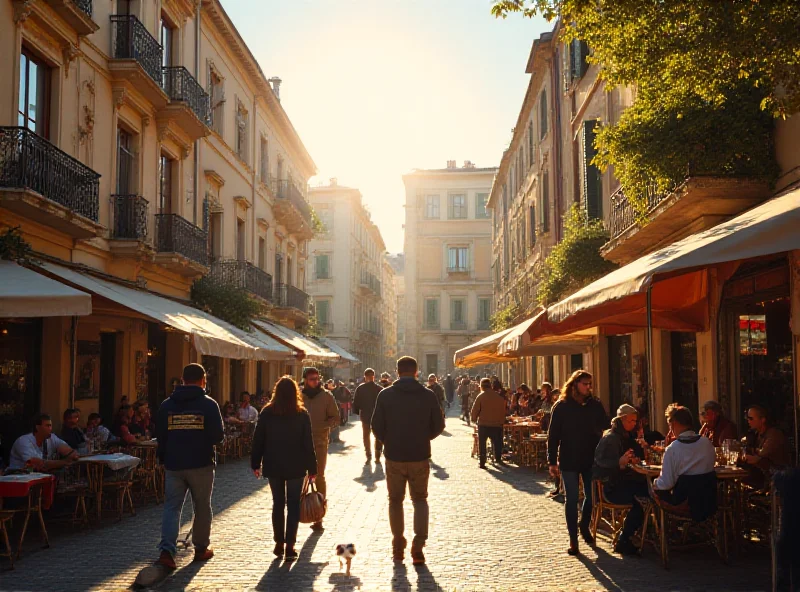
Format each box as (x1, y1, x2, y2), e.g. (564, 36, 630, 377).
(0, 473, 56, 509)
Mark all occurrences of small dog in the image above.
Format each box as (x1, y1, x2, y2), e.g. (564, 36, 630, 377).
(335, 543, 357, 575)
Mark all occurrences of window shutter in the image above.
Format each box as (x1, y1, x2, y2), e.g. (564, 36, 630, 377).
(571, 40, 589, 81)
(539, 90, 548, 140)
(582, 120, 602, 220)
(541, 170, 550, 232)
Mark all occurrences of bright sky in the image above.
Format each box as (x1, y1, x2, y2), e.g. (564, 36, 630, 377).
(221, 0, 551, 253)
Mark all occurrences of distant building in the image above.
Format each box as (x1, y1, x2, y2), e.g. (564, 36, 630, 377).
(307, 181, 397, 378)
(387, 253, 406, 358)
(403, 162, 497, 376)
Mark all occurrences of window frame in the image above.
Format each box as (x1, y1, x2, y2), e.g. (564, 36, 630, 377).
(475, 193, 489, 219)
(18, 48, 51, 138)
(424, 297, 440, 328)
(315, 253, 330, 279)
(424, 195, 440, 219)
(447, 246, 469, 272)
(448, 194, 467, 219)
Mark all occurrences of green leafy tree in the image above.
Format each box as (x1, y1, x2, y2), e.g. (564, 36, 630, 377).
(191, 277, 265, 331)
(490, 302, 520, 332)
(536, 205, 618, 306)
(491, 1, 800, 117)
(0, 226, 34, 262)
(309, 206, 326, 235)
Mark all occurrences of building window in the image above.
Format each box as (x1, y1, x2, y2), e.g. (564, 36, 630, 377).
(209, 69, 225, 135)
(316, 300, 330, 324)
(117, 128, 136, 194)
(475, 193, 489, 219)
(258, 237, 266, 269)
(160, 17, 174, 68)
(450, 298, 466, 330)
(528, 120, 534, 169)
(539, 89, 548, 140)
(425, 353, 439, 377)
(18, 50, 50, 137)
(447, 247, 468, 272)
(236, 218, 246, 260)
(529, 205, 536, 247)
(540, 170, 550, 232)
(424, 298, 439, 328)
(159, 153, 174, 214)
(478, 298, 491, 330)
(582, 120, 602, 220)
(236, 100, 248, 163)
(570, 39, 590, 82)
(448, 194, 467, 219)
(315, 254, 330, 279)
(259, 136, 269, 182)
(424, 195, 440, 219)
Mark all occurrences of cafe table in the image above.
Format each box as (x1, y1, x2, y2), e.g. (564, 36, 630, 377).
(77, 454, 141, 521)
(0, 472, 55, 564)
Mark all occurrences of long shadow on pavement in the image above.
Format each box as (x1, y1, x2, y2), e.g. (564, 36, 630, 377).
(255, 529, 327, 590)
(353, 461, 385, 492)
(0, 460, 270, 591)
(482, 463, 550, 496)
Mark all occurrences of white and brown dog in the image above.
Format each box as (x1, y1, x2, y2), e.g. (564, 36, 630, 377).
(335, 543, 357, 575)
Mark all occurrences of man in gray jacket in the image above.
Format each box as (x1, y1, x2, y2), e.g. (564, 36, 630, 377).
(352, 368, 383, 462)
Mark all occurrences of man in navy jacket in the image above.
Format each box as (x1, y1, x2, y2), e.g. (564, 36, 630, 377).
(155, 363, 224, 569)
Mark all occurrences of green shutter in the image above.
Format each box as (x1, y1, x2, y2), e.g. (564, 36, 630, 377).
(541, 170, 550, 232)
(571, 40, 589, 80)
(539, 90, 548, 139)
(582, 120, 602, 220)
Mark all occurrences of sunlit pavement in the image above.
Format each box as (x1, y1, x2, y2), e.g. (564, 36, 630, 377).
(1, 409, 770, 591)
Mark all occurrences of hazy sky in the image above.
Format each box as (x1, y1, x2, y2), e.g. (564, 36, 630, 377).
(221, 1, 552, 253)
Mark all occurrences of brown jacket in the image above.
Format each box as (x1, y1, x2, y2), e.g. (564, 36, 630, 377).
(301, 386, 339, 435)
(470, 389, 507, 428)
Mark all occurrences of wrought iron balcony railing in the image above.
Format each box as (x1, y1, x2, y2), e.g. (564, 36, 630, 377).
(0, 127, 100, 222)
(450, 321, 467, 331)
(112, 194, 148, 240)
(154, 214, 207, 266)
(74, 0, 93, 17)
(607, 185, 667, 241)
(270, 177, 312, 225)
(274, 283, 310, 313)
(210, 259, 273, 302)
(162, 66, 210, 124)
(359, 270, 381, 296)
(110, 15, 163, 85)
(447, 266, 469, 274)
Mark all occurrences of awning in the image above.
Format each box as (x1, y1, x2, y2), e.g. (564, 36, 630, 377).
(498, 311, 595, 357)
(453, 327, 514, 368)
(317, 337, 360, 366)
(253, 320, 340, 364)
(1, 261, 92, 317)
(40, 263, 293, 361)
(539, 187, 800, 337)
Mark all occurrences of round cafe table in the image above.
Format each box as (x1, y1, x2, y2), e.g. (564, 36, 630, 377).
(77, 454, 141, 521)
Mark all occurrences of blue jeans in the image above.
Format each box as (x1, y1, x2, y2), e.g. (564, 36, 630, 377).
(562, 469, 593, 539)
(159, 465, 215, 557)
(268, 476, 304, 546)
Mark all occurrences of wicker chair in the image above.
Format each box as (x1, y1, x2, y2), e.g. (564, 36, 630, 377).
(130, 446, 161, 505)
(590, 480, 631, 545)
(102, 465, 136, 522)
(55, 462, 93, 526)
(0, 508, 15, 569)
(3, 483, 50, 563)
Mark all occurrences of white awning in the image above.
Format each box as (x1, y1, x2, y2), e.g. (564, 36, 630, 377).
(453, 328, 514, 368)
(40, 263, 293, 361)
(0, 261, 91, 317)
(253, 320, 339, 364)
(498, 311, 595, 357)
(545, 187, 800, 332)
(317, 337, 360, 365)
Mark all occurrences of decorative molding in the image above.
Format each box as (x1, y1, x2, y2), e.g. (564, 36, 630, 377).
(204, 169, 225, 187)
(13, 0, 34, 24)
(112, 87, 127, 111)
(234, 195, 251, 210)
(62, 43, 80, 78)
(157, 122, 171, 142)
(142, 116, 151, 127)
(181, 146, 191, 160)
(257, 217, 270, 230)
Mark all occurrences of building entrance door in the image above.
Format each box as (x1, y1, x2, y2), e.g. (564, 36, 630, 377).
(608, 335, 633, 413)
(99, 332, 117, 423)
(671, 332, 699, 420)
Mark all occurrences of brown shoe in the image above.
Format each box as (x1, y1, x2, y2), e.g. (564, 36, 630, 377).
(285, 547, 298, 561)
(193, 547, 214, 562)
(157, 550, 176, 570)
(411, 549, 425, 565)
(392, 549, 405, 562)
(310, 521, 324, 532)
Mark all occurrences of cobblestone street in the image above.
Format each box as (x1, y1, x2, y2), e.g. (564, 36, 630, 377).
(1, 410, 770, 592)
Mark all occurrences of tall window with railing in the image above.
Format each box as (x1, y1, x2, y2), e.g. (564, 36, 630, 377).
(259, 136, 269, 182)
(448, 247, 468, 272)
(18, 50, 50, 137)
(209, 69, 225, 136)
(117, 128, 136, 195)
(235, 100, 248, 163)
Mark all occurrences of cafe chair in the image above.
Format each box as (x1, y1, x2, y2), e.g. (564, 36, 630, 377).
(638, 474, 726, 569)
(591, 480, 630, 545)
(0, 507, 15, 569)
(102, 465, 136, 522)
(3, 483, 50, 564)
(55, 463, 92, 527)
(130, 446, 161, 505)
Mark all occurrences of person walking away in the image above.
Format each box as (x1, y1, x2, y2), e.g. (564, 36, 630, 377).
(352, 368, 384, 462)
(458, 377, 472, 424)
(470, 378, 507, 468)
(300, 367, 339, 531)
(593, 404, 649, 555)
(426, 374, 446, 414)
(547, 370, 607, 556)
(371, 356, 445, 565)
(155, 363, 224, 569)
(333, 381, 353, 426)
(443, 374, 455, 409)
(251, 376, 317, 561)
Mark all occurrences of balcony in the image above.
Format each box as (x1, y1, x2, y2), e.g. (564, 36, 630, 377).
(0, 127, 102, 239)
(270, 177, 314, 239)
(601, 177, 769, 265)
(109, 194, 153, 258)
(450, 321, 467, 331)
(359, 271, 382, 298)
(447, 266, 469, 274)
(210, 259, 273, 302)
(109, 15, 168, 109)
(160, 66, 210, 142)
(273, 283, 310, 321)
(44, 0, 99, 35)
(154, 213, 208, 275)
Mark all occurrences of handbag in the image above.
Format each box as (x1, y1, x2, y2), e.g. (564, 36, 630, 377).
(299, 476, 327, 524)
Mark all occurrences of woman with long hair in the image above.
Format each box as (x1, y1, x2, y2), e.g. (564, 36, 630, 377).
(546, 370, 608, 555)
(251, 376, 318, 561)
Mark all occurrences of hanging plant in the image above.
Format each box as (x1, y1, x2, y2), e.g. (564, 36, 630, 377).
(0, 226, 34, 263)
(191, 276, 265, 331)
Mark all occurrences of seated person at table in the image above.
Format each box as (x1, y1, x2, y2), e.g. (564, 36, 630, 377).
(60, 407, 86, 451)
(112, 405, 139, 445)
(653, 405, 717, 522)
(237, 392, 259, 423)
(593, 404, 649, 556)
(634, 406, 664, 446)
(9, 413, 78, 471)
(699, 400, 738, 447)
(130, 400, 153, 439)
(86, 413, 117, 444)
(222, 402, 242, 424)
(741, 404, 791, 489)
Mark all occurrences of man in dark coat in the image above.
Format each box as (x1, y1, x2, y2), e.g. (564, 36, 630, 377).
(352, 368, 384, 462)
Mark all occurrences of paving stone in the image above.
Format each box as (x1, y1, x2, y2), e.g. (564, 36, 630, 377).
(0, 409, 770, 591)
